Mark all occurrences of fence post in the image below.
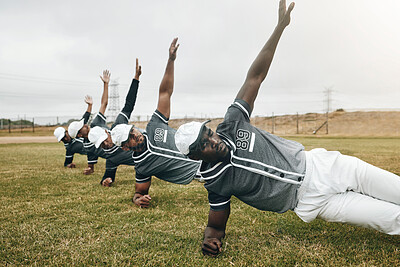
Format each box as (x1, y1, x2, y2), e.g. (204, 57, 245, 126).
(272, 112, 275, 134)
(20, 119, 23, 133)
(9, 119, 11, 133)
(296, 112, 299, 134)
(32, 118, 35, 133)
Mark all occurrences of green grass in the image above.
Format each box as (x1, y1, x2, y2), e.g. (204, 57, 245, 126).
(1, 138, 399, 266)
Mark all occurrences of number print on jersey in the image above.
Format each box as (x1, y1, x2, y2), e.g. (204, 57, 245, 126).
(154, 128, 165, 142)
(236, 129, 250, 150)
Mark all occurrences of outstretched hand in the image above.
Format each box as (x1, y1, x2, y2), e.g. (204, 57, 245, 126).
(135, 58, 142, 80)
(100, 70, 111, 84)
(278, 0, 295, 28)
(169, 37, 179, 61)
(84, 95, 93, 105)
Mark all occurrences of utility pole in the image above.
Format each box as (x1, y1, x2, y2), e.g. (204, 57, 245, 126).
(324, 87, 333, 134)
(107, 79, 120, 123)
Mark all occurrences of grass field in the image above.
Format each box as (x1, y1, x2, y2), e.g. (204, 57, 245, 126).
(1, 137, 399, 266)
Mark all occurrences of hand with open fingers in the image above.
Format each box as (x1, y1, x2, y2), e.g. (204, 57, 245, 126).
(202, 237, 223, 257)
(66, 163, 76, 168)
(135, 58, 142, 80)
(169, 38, 180, 61)
(83, 167, 94, 175)
(102, 177, 113, 187)
(133, 194, 152, 208)
(278, 0, 295, 28)
(100, 70, 111, 84)
(84, 95, 93, 105)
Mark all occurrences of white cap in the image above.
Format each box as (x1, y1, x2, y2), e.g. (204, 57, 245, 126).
(111, 124, 133, 147)
(68, 119, 84, 139)
(175, 120, 210, 155)
(88, 126, 109, 148)
(53, 127, 66, 142)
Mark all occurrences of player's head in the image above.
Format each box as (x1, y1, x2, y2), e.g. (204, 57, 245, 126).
(112, 124, 145, 152)
(54, 127, 73, 143)
(88, 126, 112, 149)
(68, 119, 90, 139)
(175, 121, 229, 163)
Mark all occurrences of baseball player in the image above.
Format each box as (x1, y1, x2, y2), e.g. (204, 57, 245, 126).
(88, 58, 143, 185)
(89, 38, 201, 208)
(67, 70, 111, 174)
(53, 95, 97, 169)
(175, 0, 400, 257)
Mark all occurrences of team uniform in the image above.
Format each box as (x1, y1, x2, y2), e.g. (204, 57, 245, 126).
(86, 79, 141, 163)
(199, 99, 400, 234)
(64, 111, 97, 166)
(102, 110, 200, 185)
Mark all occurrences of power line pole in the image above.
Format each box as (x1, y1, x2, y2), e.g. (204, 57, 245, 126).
(324, 86, 333, 134)
(107, 79, 120, 123)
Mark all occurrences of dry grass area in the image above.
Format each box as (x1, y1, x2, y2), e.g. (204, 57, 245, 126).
(169, 110, 400, 136)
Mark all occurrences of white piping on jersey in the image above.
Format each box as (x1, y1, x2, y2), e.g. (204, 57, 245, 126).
(200, 162, 223, 174)
(231, 153, 305, 178)
(74, 138, 83, 143)
(249, 132, 255, 153)
(88, 160, 98, 164)
(136, 177, 151, 182)
(103, 146, 119, 154)
(230, 152, 302, 185)
(84, 143, 94, 148)
(119, 112, 129, 121)
(154, 112, 169, 124)
(95, 112, 107, 122)
(209, 199, 231, 207)
(146, 134, 198, 160)
(233, 101, 250, 119)
(201, 164, 232, 181)
(133, 136, 199, 165)
(132, 150, 151, 161)
(65, 155, 73, 158)
(106, 166, 118, 170)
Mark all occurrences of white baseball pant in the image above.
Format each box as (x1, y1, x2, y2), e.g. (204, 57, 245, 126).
(295, 148, 400, 235)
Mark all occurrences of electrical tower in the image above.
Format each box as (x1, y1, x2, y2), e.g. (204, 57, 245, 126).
(106, 79, 120, 123)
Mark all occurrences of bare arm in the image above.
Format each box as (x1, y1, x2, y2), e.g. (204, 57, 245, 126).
(99, 70, 111, 115)
(202, 206, 230, 257)
(133, 181, 152, 208)
(157, 38, 180, 119)
(84, 95, 93, 114)
(236, 0, 294, 112)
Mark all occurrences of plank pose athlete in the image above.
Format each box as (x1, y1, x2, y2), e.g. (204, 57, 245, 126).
(175, 0, 400, 257)
(89, 38, 201, 208)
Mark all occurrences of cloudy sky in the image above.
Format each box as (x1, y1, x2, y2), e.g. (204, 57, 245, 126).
(0, 0, 399, 122)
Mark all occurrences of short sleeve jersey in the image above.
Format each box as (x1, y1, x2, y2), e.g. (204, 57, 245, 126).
(201, 99, 306, 213)
(133, 110, 201, 184)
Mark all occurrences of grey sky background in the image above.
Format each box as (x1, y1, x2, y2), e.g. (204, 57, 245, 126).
(0, 0, 399, 122)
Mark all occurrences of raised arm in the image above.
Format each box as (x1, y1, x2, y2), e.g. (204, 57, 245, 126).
(236, 0, 294, 112)
(85, 95, 93, 114)
(202, 207, 231, 257)
(99, 70, 111, 115)
(157, 38, 179, 119)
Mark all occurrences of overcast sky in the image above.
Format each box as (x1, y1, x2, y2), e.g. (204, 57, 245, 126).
(0, 0, 399, 122)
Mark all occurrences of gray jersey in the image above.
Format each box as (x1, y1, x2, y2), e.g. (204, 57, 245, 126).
(133, 110, 201, 184)
(201, 99, 306, 213)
